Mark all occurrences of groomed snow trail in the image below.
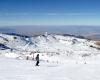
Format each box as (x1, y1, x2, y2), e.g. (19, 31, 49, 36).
(0, 57, 100, 80)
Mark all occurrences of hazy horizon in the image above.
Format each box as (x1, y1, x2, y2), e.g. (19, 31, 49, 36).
(0, 25, 100, 37)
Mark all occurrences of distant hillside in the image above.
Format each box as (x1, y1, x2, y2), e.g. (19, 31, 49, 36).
(84, 33, 100, 40)
(0, 26, 100, 40)
(0, 27, 16, 33)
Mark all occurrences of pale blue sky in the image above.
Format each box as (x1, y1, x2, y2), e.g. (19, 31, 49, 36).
(0, 0, 100, 26)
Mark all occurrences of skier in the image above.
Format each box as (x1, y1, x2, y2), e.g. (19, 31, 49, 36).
(35, 54, 40, 66)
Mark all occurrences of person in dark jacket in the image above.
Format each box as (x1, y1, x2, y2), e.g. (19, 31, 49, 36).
(35, 54, 39, 66)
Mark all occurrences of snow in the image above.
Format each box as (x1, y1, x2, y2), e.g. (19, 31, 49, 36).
(0, 33, 100, 61)
(0, 33, 100, 80)
(0, 56, 100, 80)
(4, 53, 19, 58)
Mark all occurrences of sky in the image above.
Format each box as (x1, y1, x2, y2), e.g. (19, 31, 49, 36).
(0, 0, 100, 26)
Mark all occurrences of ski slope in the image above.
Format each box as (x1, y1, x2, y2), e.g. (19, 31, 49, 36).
(0, 56, 100, 80)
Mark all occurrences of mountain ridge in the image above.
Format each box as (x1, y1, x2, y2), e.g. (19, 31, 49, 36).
(0, 32, 100, 62)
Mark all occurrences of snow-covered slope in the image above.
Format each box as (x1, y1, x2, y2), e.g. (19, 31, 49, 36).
(0, 55, 100, 80)
(0, 33, 100, 62)
(1, 33, 100, 80)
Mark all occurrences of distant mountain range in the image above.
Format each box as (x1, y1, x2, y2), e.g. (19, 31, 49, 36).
(0, 25, 100, 40)
(85, 33, 100, 40)
(0, 27, 16, 33)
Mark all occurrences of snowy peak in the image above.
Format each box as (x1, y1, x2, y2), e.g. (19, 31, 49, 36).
(0, 33, 100, 62)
